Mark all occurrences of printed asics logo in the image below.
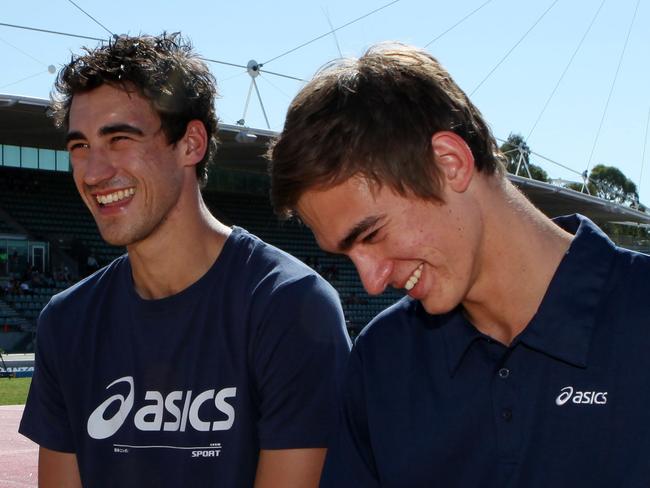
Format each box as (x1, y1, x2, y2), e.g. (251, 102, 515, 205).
(555, 386, 608, 406)
(87, 376, 237, 440)
(87, 376, 135, 439)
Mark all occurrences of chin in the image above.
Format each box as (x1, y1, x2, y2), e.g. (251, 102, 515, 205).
(419, 297, 458, 316)
(101, 236, 130, 247)
(98, 229, 137, 248)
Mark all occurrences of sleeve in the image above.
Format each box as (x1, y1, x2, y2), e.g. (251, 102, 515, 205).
(319, 344, 380, 487)
(251, 274, 351, 449)
(19, 304, 76, 452)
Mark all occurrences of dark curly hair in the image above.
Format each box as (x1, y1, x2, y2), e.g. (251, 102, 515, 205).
(51, 32, 218, 186)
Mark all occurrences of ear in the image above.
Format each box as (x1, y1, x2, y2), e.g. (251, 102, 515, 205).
(179, 120, 208, 168)
(431, 131, 475, 193)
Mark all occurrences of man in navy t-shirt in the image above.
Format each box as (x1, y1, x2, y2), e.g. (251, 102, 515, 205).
(19, 33, 350, 487)
(269, 42, 650, 486)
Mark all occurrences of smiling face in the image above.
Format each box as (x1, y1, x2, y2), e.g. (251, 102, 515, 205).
(297, 175, 485, 315)
(66, 84, 186, 248)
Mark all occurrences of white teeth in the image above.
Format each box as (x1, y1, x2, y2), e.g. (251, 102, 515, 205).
(96, 187, 135, 205)
(405, 264, 424, 291)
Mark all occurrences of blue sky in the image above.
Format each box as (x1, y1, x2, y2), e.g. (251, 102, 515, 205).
(2, 0, 649, 203)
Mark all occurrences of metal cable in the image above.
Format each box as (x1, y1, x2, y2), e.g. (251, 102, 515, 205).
(470, 0, 560, 96)
(0, 69, 51, 90)
(424, 0, 495, 48)
(0, 22, 104, 42)
(66, 0, 114, 37)
(526, 0, 606, 140)
(262, 0, 401, 65)
(0, 34, 46, 65)
(638, 105, 650, 198)
(583, 0, 640, 178)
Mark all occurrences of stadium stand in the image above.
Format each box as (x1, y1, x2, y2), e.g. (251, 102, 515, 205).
(0, 166, 125, 266)
(203, 189, 403, 335)
(2, 95, 649, 353)
(0, 165, 402, 351)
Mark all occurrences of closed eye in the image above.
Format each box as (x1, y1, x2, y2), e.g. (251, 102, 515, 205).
(362, 229, 380, 244)
(110, 135, 131, 143)
(67, 141, 88, 151)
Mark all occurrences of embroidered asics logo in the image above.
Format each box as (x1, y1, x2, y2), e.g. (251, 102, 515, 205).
(555, 386, 608, 406)
(87, 376, 237, 440)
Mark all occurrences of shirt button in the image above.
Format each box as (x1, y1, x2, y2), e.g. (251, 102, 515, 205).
(501, 408, 513, 421)
(498, 368, 510, 379)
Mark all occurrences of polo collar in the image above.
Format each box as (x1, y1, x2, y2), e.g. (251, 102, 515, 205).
(439, 308, 485, 376)
(440, 214, 616, 376)
(518, 214, 616, 367)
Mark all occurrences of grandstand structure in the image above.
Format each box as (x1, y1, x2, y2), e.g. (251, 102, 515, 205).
(1, 93, 649, 354)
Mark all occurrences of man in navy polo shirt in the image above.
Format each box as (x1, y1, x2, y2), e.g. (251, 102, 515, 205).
(268, 42, 650, 486)
(19, 33, 350, 487)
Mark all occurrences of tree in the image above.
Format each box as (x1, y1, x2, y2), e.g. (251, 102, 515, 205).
(499, 133, 549, 182)
(572, 164, 639, 207)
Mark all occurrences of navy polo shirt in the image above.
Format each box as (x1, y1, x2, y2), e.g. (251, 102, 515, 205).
(321, 215, 650, 487)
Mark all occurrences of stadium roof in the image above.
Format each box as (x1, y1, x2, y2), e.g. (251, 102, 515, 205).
(2, 93, 649, 225)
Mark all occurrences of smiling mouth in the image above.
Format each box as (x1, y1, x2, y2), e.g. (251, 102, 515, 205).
(95, 188, 135, 206)
(405, 263, 423, 291)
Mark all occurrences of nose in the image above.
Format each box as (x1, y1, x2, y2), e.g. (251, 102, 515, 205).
(349, 249, 392, 296)
(81, 147, 116, 187)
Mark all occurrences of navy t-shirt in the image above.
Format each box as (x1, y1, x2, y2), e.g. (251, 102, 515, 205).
(20, 227, 351, 487)
(321, 214, 650, 487)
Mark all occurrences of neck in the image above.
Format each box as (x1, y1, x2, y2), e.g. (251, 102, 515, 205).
(127, 185, 231, 300)
(462, 178, 573, 345)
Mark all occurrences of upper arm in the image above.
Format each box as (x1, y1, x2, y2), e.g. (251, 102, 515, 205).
(20, 306, 76, 452)
(254, 448, 327, 488)
(319, 347, 380, 487)
(253, 275, 350, 449)
(39, 447, 82, 488)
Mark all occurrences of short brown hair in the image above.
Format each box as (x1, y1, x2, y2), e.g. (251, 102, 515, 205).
(52, 32, 218, 187)
(268, 42, 505, 218)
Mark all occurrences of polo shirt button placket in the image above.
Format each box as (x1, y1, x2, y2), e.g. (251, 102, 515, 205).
(498, 367, 510, 379)
(501, 408, 513, 422)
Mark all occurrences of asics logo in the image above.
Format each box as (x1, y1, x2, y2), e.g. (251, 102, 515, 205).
(555, 386, 608, 406)
(87, 376, 237, 440)
(87, 376, 135, 439)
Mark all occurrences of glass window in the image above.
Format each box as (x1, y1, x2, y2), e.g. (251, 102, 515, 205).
(21, 147, 38, 169)
(7, 240, 28, 277)
(39, 149, 56, 170)
(56, 150, 70, 172)
(3, 145, 20, 167)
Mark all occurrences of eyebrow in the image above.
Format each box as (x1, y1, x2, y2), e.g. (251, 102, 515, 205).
(338, 215, 384, 252)
(65, 123, 144, 145)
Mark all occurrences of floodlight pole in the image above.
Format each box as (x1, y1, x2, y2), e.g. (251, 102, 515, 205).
(0, 349, 12, 378)
(514, 144, 533, 179)
(237, 60, 271, 130)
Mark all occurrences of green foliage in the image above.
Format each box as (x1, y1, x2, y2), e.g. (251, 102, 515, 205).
(587, 164, 639, 207)
(526, 164, 550, 183)
(0, 377, 31, 405)
(566, 182, 583, 192)
(564, 165, 640, 208)
(500, 133, 549, 182)
(602, 222, 650, 239)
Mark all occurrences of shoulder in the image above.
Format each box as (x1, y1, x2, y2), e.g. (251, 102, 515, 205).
(354, 296, 438, 354)
(613, 245, 650, 271)
(608, 245, 650, 296)
(227, 227, 339, 300)
(42, 255, 128, 323)
(558, 215, 650, 297)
